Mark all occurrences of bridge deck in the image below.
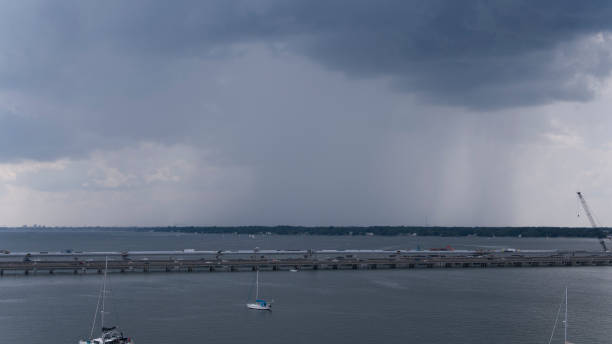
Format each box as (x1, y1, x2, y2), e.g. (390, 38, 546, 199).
(0, 249, 611, 275)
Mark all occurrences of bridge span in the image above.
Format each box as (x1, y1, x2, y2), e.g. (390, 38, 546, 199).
(0, 248, 610, 275)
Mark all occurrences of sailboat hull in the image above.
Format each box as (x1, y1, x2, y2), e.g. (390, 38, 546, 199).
(79, 339, 134, 344)
(246, 303, 272, 311)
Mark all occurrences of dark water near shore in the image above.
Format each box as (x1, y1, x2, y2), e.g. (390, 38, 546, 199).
(1, 231, 611, 344)
(0, 229, 604, 252)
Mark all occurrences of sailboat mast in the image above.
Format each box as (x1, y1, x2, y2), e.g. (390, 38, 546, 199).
(564, 287, 568, 343)
(101, 257, 108, 330)
(255, 269, 259, 300)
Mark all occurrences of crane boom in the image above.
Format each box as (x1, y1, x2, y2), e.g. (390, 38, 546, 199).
(577, 192, 598, 228)
(576, 192, 607, 251)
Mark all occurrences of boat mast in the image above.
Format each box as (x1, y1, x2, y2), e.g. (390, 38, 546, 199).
(101, 256, 108, 331)
(89, 270, 104, 338)
(564, 287, 568, 344)
(255, 269, 259, 300)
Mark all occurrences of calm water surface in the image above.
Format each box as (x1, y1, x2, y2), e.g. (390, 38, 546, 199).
(0, 231, 610, 344)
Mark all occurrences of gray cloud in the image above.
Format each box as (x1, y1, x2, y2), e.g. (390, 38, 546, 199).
(0, 1, 611, 226)
(4, 1, 612, 109)
(265, 0, 612, 108)
(0, 112, 78, 161)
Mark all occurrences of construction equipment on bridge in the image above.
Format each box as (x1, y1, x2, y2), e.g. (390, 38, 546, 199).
(576, 191, 608, 252)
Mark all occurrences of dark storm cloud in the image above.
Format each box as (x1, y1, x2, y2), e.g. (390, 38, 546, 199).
(0, 0, 608, 164)
(258, 0, 612, 109)
(4, 1, 612, 109)
(240, 0, 612, 109)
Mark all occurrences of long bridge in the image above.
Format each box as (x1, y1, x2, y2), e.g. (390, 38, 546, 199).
(0, 249, 611, 275)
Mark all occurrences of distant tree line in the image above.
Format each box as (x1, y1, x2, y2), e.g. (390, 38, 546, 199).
(123, 226, 608, 238)
(3, 226, 606, 238)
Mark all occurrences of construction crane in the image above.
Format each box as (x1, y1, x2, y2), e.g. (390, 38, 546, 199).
(576, 191, 608, 252)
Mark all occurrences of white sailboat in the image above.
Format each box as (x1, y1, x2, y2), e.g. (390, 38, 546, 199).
(246, 269, 272, 311)
(79, 258, 134, 344)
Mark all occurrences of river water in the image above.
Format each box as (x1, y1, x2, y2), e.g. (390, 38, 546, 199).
(1, 230, 610, 344)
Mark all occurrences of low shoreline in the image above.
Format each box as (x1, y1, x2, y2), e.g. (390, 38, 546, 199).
(0, 226, 607, 238)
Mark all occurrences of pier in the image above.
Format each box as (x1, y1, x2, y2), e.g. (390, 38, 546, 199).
(1, 248, 612, 275)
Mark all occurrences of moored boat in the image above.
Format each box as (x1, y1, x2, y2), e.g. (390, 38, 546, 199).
(246, 269, 272, 311)
(79, 258, 135, 344)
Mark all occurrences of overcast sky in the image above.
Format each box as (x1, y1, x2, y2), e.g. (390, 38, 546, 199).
(1, 0, 612, 227)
